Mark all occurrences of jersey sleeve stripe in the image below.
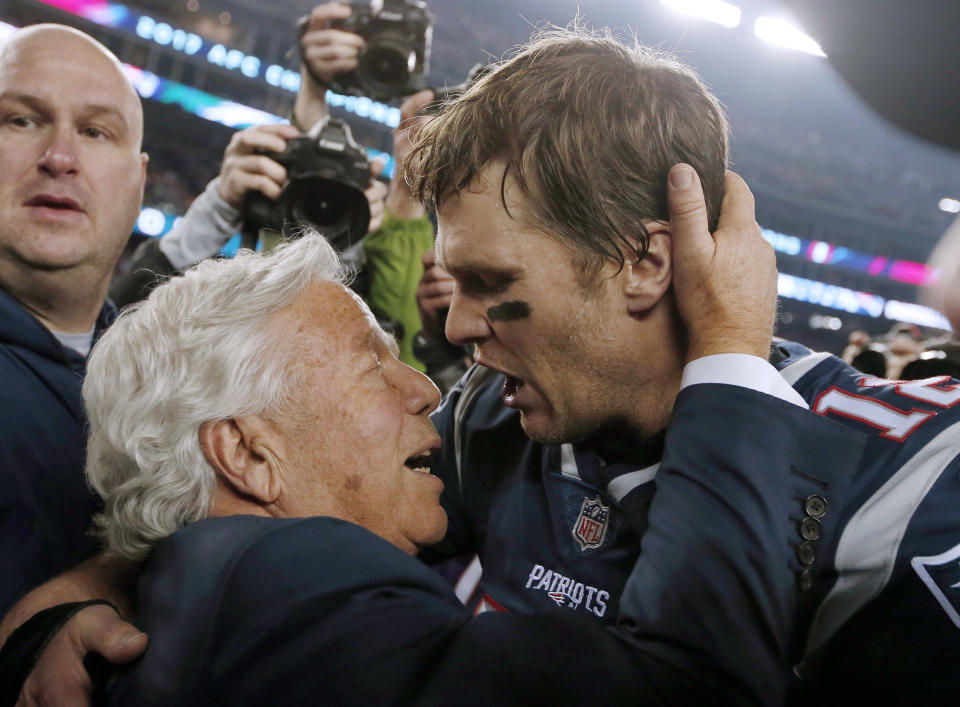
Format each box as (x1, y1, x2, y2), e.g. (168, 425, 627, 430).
(778, 351, 832, 387)
(803, 419, 960, 660)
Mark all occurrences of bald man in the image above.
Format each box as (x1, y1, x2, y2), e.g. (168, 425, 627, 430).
(0, 24, 148, 614)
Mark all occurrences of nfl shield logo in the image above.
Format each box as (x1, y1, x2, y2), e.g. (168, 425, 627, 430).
(912, 541, 960, 628)
(572, 496, 610, 551)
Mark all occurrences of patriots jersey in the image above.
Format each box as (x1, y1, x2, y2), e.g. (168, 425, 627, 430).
(428, 343, 960, 704)
(775, 340, 960, 704)
(426, 364, 660, 621)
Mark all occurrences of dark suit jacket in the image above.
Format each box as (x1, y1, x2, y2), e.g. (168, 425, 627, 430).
(107, 384, 865, 706)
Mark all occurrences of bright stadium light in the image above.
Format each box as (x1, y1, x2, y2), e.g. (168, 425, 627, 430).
(939, 198, 960, 214)
(658, 0, 742, 29)
(754, 16, 826, 57)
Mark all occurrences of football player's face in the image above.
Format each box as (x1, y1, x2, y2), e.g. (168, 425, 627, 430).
(437, 163, 638, 444)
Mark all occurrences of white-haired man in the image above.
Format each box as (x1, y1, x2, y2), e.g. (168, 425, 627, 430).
(3, 228, 861, 705)
(0, 17, 387, 618)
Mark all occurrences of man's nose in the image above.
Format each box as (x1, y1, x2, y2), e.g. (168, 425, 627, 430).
(444, 291, 493, 347)
(404, 365, 442, 416)
(37, 128, 80, 178)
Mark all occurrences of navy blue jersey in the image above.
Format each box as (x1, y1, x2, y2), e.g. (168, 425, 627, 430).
(426, 365, 660, 621)
(429, 345, 960, 703)
(776, 341, 960, 703)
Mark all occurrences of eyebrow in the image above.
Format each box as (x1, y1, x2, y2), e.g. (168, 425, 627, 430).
(355, 327, 400, 359)
(441, 257, 521, 279)
(0, 93, 131, 130)
(373, 327, 401, 358)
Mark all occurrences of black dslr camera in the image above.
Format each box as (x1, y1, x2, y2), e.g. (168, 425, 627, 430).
(241, 118, 370, 253)
(327, 0, 433, 100)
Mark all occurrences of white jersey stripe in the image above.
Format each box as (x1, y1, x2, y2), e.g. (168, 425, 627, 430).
(803, 419, 960, 659)
(779, 351, 832, 387)
(559, 443, 581, 480)
(911, 541, 960, 629)
(606, 464, 660, 503)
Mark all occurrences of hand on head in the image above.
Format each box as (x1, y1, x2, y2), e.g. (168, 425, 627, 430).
(667, 164, 778, 362)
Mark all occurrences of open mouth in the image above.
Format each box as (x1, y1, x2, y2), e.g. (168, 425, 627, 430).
(25, 194, 84, 212)
(404, 451, 435, 475)
(503, 375, 526, 405)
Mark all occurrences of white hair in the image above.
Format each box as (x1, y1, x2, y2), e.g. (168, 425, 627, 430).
(84, 234, 348, 561)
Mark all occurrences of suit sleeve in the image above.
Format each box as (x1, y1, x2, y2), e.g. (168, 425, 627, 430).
(616, 384, 866, 705)
(184, 387, 866, 707)
(421, 384, 867, 706)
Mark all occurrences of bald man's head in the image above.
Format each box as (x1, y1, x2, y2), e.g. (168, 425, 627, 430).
(0, 22, 149, 294)
(0, 24, 144, 147)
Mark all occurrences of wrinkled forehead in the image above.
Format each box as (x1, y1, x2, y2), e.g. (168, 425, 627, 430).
(274, 281, 398, 362)
(435, 164, 575, 279)
(0, 26, 142, 122)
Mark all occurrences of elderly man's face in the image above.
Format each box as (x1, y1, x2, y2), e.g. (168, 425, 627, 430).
(270, 281, 447, 555)
(0, 27, 147, 279)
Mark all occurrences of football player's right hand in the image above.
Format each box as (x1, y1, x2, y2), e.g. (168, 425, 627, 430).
(17, 605, 146, 707)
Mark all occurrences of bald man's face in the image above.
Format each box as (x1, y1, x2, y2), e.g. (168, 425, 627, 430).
(0, 27, 147, 281)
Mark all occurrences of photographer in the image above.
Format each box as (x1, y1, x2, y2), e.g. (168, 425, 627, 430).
(300, 2, 437, 369)
(116, 2, 435, 369)
(300, 0, 431, 101)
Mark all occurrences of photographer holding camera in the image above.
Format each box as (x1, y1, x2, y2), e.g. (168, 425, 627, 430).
(293, 1, 439, 369)
(300, 0, 432, 101)
(116, 2, 437, 368)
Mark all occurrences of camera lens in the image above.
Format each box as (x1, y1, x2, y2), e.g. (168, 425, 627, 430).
(293, 193, 347, 229)
(363, 45, 410, 85)
(280, 176, 371, 252)
(356, 30, 415, 97)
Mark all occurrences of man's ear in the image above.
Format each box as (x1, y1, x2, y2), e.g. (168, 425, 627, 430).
(199, 416, 284, 504)
(623, 222, 673, 316)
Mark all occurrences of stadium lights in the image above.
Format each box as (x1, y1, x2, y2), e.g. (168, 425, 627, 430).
(754, 16, 826, 57)
(658, 0, 742, 29)
(939, 198, 960, 214)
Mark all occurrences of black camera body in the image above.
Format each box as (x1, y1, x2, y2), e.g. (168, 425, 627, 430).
(241, 118, 370, 253)
(330, 0, 433, 100)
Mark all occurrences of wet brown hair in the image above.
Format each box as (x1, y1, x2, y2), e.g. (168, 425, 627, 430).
(404, 26, 730, 277)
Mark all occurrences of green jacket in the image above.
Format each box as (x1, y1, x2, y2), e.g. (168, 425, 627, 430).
(364, 210, 434, 371)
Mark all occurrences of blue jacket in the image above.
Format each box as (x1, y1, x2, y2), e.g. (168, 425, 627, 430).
(0, 287, 114, 615)
(108, 383, 861, 706)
